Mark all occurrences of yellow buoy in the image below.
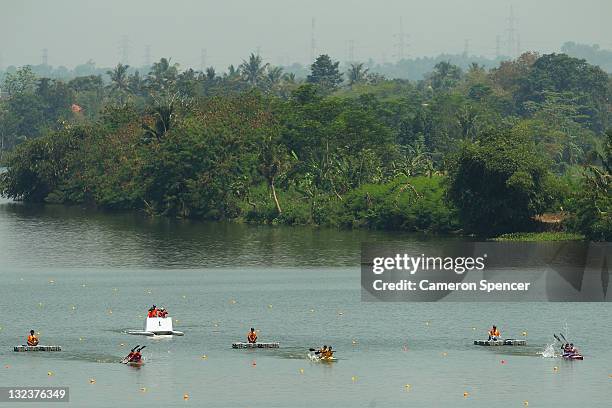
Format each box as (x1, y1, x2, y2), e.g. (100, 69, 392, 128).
(79, 337, 84, 341)
(351, 376, 357, 382)
(268, 304, 273, 309)
(404, 384, 411, 390)
(89, 378, 96, 384)
(352, 340, 357, 345)
(120, 343, 125, 347)
(49, 280, 55, 284)
(230, 299, 236, 304)
(463, 391, 469, 398)
(522, 331, 528, 336)
(201, 355, 207, 359)
(523, 401, 529, 407)
(442, 352, 448, 357)
(299, 368, 304, 374)
(108, 309, 113, 315)
(310, 309, 315, 313)
(553, 366, 559, 372)
(425, 321, 430, 326)
(140, 387, 147, 393)
(71, 305, 76, 310)
(48, 371, 54, 376)
(183, 394, 189, 400)
(338, 311, 344, 315)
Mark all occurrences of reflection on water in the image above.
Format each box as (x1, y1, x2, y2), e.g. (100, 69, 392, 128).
(0, 198, 450, 269)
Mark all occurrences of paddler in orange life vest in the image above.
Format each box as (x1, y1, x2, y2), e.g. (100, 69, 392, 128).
(27, 330, 39, 346)
(148, 305, 158, 318)
(488, 325, 501, 341)
(247, 328, 258, 343)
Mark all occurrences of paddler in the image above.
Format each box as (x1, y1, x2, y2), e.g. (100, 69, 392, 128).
(488, 325, 501, 341)
(124, 345, 145, 363)
(27, 330, 39, 346)
(247, 328, 258, 343)
(129, 349, 142, 363)
(317, 345, 328, 355)
(324, 346, 334, 358)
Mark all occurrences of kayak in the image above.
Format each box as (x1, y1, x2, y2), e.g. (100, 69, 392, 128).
(125, 358, 145, 367)
(562, 353, 583, 360)
(308, 352, 337, 362)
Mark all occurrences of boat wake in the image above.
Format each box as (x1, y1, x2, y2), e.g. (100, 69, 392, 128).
(537, 343, 559, 358)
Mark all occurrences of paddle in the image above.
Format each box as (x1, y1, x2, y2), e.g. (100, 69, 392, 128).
(308, 348, 321, 354)
(559, 333, 569, 343)
(122, 345, 144, 363)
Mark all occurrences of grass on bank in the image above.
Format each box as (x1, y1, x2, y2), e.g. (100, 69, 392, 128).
(492, 232, 585, 242)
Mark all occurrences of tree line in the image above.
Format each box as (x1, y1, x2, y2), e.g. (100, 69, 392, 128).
(0, 51, 610, 240)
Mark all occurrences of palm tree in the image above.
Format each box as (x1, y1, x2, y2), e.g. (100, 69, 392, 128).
(347, 63, 368, 86)
(205, 67, 216, 81)
(147, 58, 179, 91)
(239, 53, 268, 87)
(267, 66, 284, 86)
(106, 63, 130, 97)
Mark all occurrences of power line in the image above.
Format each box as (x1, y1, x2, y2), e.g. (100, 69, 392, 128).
(495, 35, 501, 58)
(394, 17, 410, 61)
(119, 35, 130, 65)
(347, 39, 355, 63)
(310, 17, 317, 62)
(200, 48, 207, 71)
(144, 45, 151, 67)
(505, 6, 519, 58)
(463, 39, 470, 58)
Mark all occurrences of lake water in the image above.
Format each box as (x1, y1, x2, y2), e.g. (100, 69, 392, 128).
(0, 198, 610, 407)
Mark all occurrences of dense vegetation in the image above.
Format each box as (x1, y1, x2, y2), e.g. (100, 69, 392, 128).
(0, 51, 610, 240)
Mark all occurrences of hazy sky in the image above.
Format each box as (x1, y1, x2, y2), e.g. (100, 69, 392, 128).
(1, 0, 611, 69)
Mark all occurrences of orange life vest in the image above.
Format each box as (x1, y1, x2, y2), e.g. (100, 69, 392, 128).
(489, 329, 500, 337)
(27, 335, 38, 346)
(247, 331, 257, 342)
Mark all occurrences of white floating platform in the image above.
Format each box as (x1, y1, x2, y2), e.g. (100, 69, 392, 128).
(232, 342, 280, 349)
(14, 345, 62, 352)
(127, 317, 184, 336)
(474, 339, 526, 346)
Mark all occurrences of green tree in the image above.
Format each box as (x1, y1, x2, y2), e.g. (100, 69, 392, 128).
(2, 66, 37, 96)
(429, 61, 462, 91)
(239, 53, 268, 87)
(449, 128, 556, 234)
(347, 63, 369, 86)
(307, 55, 343, 90)
(106, 63, 131, 102)
(570, 130, 611, 240)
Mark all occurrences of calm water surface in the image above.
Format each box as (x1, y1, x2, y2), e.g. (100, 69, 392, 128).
(0, 198, 610, 407)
